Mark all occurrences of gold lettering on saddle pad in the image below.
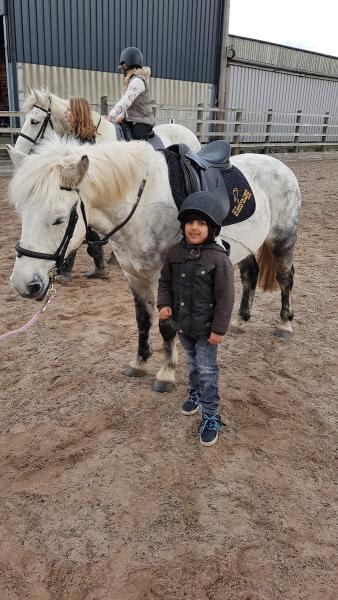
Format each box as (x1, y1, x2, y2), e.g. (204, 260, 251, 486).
(231, 187, 252, 217)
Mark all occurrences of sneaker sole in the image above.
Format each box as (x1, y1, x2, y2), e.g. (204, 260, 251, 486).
(200, 432, 219, 446)
(181, 406, 199, 416)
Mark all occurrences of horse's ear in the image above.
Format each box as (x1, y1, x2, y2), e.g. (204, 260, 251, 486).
(31, 87, 40, 102)
(77, 155, 89, 180)
(6, 144, 26, 168)
(27, 85, 33, 96)
(61, 155, 89, 188)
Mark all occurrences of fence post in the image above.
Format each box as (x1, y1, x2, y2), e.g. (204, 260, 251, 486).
(232, 109, 242, 155)
(321, 111, 329, 152)
(196, 103, 204, 142)
(100, 96, 108, 116)
(263, 108, 273, 154)
(215, 106, 226, 140)
(293, 110, 302, 152)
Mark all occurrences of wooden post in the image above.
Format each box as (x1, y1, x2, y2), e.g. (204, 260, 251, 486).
(217, 0, 230, 137)
(218, 0, 230, 111)
(232, 109, 242, 155)
(263, 108, 273, 154)
(321, 112, 329, 152)
(196, 103, 204, 142)
(100, 96, 108, 116)
(293, 110, 302, 152)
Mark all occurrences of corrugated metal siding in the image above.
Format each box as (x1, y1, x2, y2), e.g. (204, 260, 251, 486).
(17, 62, 212, 130)
(10, 0, 224, 83)
(226, 64, 338, 142)
(228, 36, 338, 79)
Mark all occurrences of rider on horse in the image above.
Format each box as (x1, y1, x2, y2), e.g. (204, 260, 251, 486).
(108, 47, 155, 141)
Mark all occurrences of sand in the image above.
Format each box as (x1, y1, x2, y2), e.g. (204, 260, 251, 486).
(0, 155, 337, 600)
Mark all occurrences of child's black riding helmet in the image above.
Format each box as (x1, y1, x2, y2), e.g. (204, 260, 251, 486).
(177, 191, 227, 236)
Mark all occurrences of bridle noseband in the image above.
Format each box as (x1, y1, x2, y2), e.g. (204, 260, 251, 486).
(18, 102, 54, 148)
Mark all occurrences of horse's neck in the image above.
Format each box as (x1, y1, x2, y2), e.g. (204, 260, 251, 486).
(50, 96, 68, 134)
(92, 110, 117, 141)
(84, 150, 179, 273)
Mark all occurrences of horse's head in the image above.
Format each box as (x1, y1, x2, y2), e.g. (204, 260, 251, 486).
(10, 141, 89, 300)
(13, 87, 69, 156)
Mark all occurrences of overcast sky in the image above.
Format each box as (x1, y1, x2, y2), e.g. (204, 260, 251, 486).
(229, 0, 338, 58)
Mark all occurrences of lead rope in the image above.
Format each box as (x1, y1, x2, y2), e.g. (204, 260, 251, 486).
(0, 284, 56, 342)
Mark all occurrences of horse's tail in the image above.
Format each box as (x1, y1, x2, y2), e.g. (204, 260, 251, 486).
(257, 242, 279, 291)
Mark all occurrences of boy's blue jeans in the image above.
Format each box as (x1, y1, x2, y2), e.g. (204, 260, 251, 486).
(178, 333, 220, 416)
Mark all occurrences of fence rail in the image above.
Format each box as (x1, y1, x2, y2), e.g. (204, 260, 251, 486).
(0, 111, 23, 149)
(2, 104, 338, 155)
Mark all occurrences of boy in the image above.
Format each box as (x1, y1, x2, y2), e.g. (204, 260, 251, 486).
(157, 191, 235, 446)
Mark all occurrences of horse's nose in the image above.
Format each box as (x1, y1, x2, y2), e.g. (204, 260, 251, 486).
(26, 279, 44, 299)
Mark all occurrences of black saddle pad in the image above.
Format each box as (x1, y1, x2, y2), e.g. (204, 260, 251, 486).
(222, 165, 255, 226)
(161, 149, 255, 226)
(115, 123, 164, 149)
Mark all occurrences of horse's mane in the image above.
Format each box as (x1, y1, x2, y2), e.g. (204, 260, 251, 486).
(9, 135, 154, 213)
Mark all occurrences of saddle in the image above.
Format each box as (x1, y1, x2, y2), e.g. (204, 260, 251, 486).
(166, 140, 232, 215)
(114, 122, 164, 149)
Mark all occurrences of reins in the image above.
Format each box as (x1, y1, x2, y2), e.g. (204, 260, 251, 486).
(82, 177, 147, 246)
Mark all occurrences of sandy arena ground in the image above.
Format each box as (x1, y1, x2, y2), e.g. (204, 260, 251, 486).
(0, 155, 337, 600)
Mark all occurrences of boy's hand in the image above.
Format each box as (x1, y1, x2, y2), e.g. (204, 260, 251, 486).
(208, 332, 223, 345)
(159, 306, 172, 320)
(116, 115, 124, 124)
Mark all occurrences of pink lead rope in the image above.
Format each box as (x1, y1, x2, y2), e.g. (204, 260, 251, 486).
(0, 288, 56, 341)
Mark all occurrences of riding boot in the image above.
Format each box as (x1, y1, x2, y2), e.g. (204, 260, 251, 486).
(84, 246, 108, 279)
(59, 250, 76, 282)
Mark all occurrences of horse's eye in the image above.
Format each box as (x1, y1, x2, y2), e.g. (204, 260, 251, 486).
(31, 118, 39, 125)
(53, 218, 64, 226)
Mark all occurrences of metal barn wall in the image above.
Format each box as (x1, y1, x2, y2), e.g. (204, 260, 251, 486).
(228, 35, 338, 79)
(16, 62, 213, 130)
(226, 64, 338, 142)
(9, 0, 224, 84)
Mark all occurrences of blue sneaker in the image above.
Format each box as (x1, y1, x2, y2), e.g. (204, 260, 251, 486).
(198, 414, 225, 446)
(181, 389, 200, 415)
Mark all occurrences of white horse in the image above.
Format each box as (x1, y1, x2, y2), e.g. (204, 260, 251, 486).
(9, 137, 301, 391)
(7, 87, 201, 165)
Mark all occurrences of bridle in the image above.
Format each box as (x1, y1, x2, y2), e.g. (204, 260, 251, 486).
(15, 177, 147, 287)
(18, 101, 54, 148)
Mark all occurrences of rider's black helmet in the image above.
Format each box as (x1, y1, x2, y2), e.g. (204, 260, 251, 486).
(119, 47, 144, 68)
(178, 191, 227, 230)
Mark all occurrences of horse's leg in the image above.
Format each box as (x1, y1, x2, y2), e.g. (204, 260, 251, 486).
(124, 278, 154, 377)
(231, 254, 259, 333)
(259, 239, 296, 339)
(274, 250, 295, 340)
(153, 320, 178, 393)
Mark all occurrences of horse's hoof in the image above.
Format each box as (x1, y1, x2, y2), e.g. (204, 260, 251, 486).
(274, 328, 292, 340)
(124, 366, 146, 378)
(152, 380, 174, 393)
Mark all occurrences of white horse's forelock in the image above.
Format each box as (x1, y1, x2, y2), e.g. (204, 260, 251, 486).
(9, 135, 154, 213)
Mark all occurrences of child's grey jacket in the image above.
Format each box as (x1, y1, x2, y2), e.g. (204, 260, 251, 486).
(157, 239, 235, 337)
